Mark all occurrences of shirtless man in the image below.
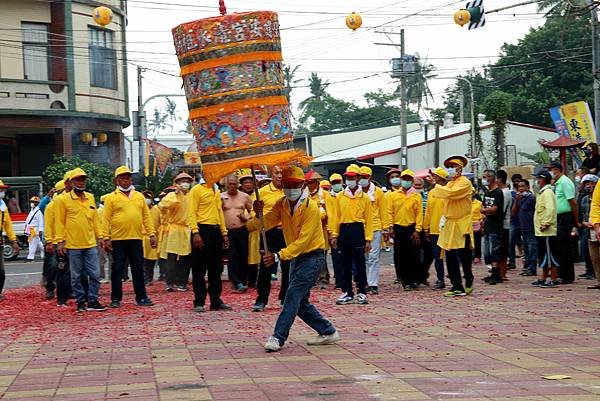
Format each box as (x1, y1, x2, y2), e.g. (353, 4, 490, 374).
(221, 174, 253, 292)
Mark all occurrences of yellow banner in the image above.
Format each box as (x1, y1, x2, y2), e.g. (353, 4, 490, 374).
(559, 101, 596, 143)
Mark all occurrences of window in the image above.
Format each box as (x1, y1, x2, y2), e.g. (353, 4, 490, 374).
(89, 27, 117, 89)
(22, 23, 49, 81)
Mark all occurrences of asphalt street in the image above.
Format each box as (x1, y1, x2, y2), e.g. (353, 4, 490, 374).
(3, 255, 43, 289)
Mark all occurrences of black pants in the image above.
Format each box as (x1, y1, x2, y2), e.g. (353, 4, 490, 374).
(111, 239, 148, 302)
(317, 250, 330, 284)
(144, 259, 157, 283)
(0, 254, 5, 294)
(55, 255, 73, 304)
(445, 235, 474, 292)
(191, 224, 224, 307)
(393, 224, 419, 286)
(227, 227, 249, 287)
(556, 212, 575, 283)
(247, 264, 258, 287)
(331, 247, 344, 288)
(339, 223, 367, 296)
(419, 231, 433, 284)
(44, 251, 58, 292)
(165, 253, 190, 286)
(256, 228, 290, 305)
(473, 231, 482, 259)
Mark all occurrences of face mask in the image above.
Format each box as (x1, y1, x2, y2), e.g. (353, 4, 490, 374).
(400, 180, 412, 189)
(145, 198, 152, 206)
(550, 171, 556, 179)
(414, 188, 424, 193)
(332, 183, 343, 193)
(575, 176, 582, 184)
(30, 203, 36, 209)
(118, 185, 134, 192)
(345, 180, 357, 189)
(481, 178, 489, 187)
(73, 185, 86, 193)
(179, 182, 191, 190)
(283, 188, 302, 202)
(447, 167, 457, 179)
(0, 191, 5, 199)
(358, 178, 370, 188)
(390, 177, 401, 187)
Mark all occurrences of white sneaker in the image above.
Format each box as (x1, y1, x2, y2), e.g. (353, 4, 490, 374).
(336, 292, 354, 305)
(357, 293, 369, 305)
(307, 330, 341, 346)
(264, 336, 281, 352)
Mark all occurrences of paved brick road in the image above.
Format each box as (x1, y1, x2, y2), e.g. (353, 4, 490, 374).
(0, 259, 599, 401)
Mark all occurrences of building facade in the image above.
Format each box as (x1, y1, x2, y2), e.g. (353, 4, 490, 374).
(0, 0, 129, 177)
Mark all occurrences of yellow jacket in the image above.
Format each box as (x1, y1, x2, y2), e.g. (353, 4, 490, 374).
(329, 188, 374, 242)
(159, 191, 191, 258)
(363, 184, 387, 231)
(259, 183, 284, 216)
(188, 184, 227, 235)
(101, 189, 155, 241)
(0, 203, 16, 242)
(54, 191, 100, 249)
(144, 206, 161, 260)
(430, 176, 473, 251)
(44, 200, 57, 244)
(309, 188, 334, 251)
(247, 191, 261, 265)
(387, 189, 423, 232)
(424, 186, 445, 235)
(471, 199, 483, 223)
(249, 192, 324, 261)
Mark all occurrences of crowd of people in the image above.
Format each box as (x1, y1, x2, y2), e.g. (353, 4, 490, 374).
(1, 149, 599, 350)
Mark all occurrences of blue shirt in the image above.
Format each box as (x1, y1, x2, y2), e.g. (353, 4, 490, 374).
(516, 192, 535, 232)
(510, 190, 520, 227)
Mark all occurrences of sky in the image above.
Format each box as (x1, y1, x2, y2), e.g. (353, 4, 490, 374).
(124, 0, 546, 138)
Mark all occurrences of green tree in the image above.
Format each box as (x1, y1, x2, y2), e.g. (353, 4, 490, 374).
(537, 0, 587, 16)
(283, 64, 302, 122)
(43, 155, 114, 200)
(299, 73, 330, 125)
(147, 106, 172, 136)
(164, 98, 179, 133)
(482, 91, 513, 167)
(402, 56, 436, 112)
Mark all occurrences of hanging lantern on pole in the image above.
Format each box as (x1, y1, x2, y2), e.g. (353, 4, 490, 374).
(453, 9, 471, 27)
(92, 6, 113, 26)
(345, 12, 362, 31)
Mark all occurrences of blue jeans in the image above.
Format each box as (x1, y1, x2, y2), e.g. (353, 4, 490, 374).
(68, 247, 101, 303)
(483, 233, 503, 265)
(429, 234, 445, 281)
(521, 230, 537, 274)
(509, 225, 522, 265)
(273, 250, 336, 345)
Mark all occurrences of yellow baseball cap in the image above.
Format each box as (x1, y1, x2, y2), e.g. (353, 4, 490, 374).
(54, 180, 65, 191)
(114, 165, 133, 178)
(0, 180, 9, 189)
(329, 173, 343, 182)
(444, 155, 468, 168)
(430, 167, 449, 180)
(400, 169, 415, 178)
(359, 166, 372, 176)
(63, 169, 75, 181)
(282, 166, 305, 183)
(344, 164, 360, 177)
(320, 180, 331, 189)
(70, 168, 87, 180)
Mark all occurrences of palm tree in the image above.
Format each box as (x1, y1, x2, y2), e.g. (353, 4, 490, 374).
(164, 98, 179, 133)
(298, 72, 330, 125)
(401, 55, 436, 113)
(179, 120, 193, 135)
(537, 0, 587, 16)
(283, 64, 302, 122)
(147, 107, 171, 136)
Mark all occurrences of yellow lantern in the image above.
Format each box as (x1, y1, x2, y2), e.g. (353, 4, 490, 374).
(345, 12, 362, 31)
(80, 132, 93, 144)
(454, 9, 471, 27)
(97, 132, 108, 144)
(92, 6, 113, 27)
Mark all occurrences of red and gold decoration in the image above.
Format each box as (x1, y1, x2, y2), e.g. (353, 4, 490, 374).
(172, 6, 309, 184)
(92, 6, 113, 26)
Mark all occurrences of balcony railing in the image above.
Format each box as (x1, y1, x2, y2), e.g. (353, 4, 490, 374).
(0, 79, 69, 111)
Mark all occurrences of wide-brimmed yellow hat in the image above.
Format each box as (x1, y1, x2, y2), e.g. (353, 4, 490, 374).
(30, 196, 40, 203)
(174, 172, 193, 182)
(359, 166, 372, 176)
(282, 166, 305, 183)
(63, 169, 75, 181)
(429, 167, 449, 180)
(443, 155, 468, 168)
(114, 165, 133, 178)
(329, 173, 343, 182)
(400, 168, 415, 178)
(54, 180, 65, 191)
(0, 180, 9, 189)
(70, 168, 87, 180)
(344, 164, 360, 177)
(304, 170, 323, 181)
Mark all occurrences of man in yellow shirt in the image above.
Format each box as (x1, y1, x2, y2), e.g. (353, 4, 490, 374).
(102, 166, 156, 308)
(328, 173, 344, 288)
(141, 190, 161, 285)
(305, 170, 331, 289)
(252, 166, 339, 352)
(43, 180, 69, 304)
(424, 167, 449, 290)
(329, 164, 373, 305)
(0, 180, 20, 301)
(253, 165, 288, 312)
(358, 166, 386, 295)
(427, 155, 474, 297)
(189, 174, 231, 312)
(386, 169, 423, 291)
(55, 168, 106, 312)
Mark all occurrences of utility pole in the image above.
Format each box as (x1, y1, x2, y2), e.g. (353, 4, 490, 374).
(375, 29, 408, 170)
(136, 65, 146, 173)
(591, 4, 600, 140)
(459, 90, 465, 124)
